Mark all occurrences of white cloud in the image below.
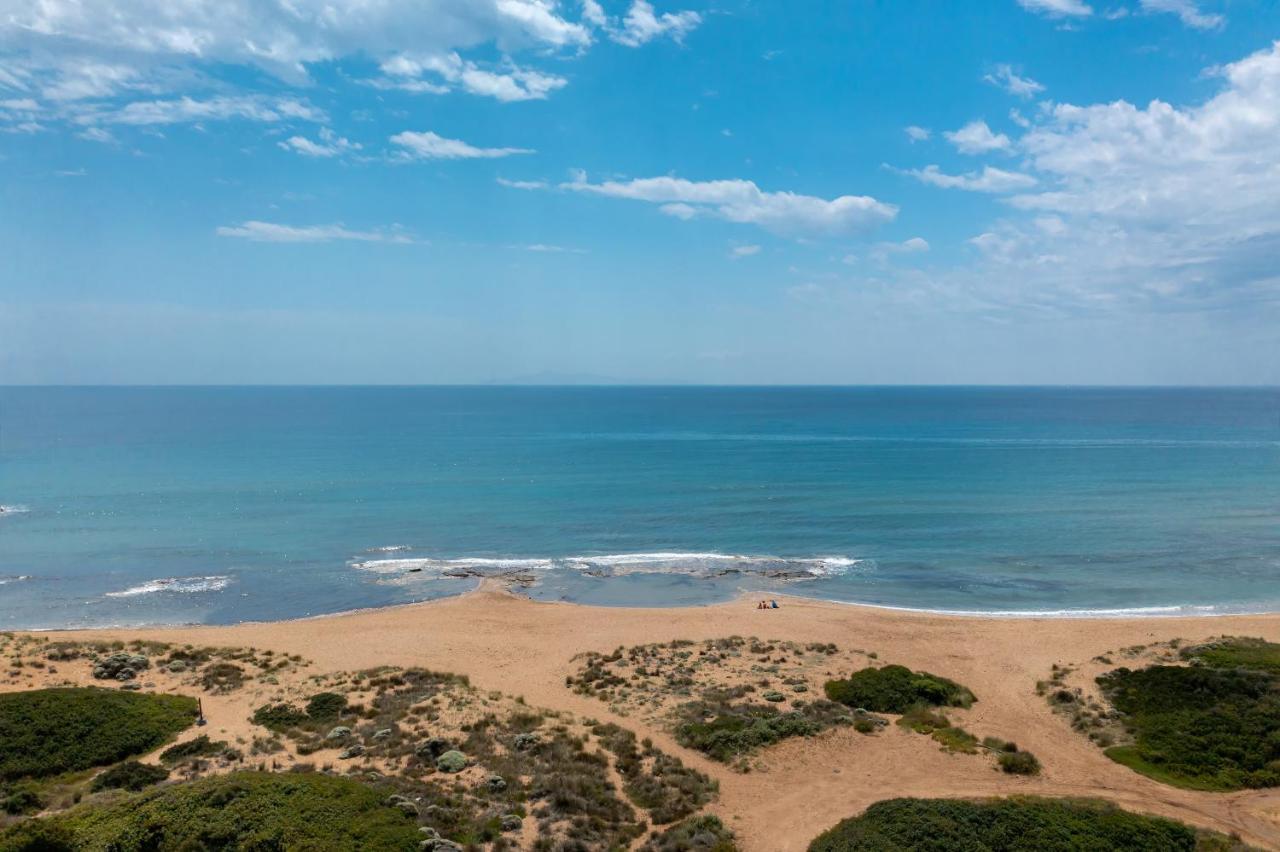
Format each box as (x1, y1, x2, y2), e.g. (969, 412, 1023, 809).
(730, 244, 761, 258)
(1016, 0, 1093, 17)
(391, 130, 533, 160)
(904, 125, 931, 142)
(561, 173, 897, 237)
(496, 176, 549, 190)
(512, 243, 587, 253)
(984, 65, 1045, 98)
(1139, 0, 1224, 30)
(215, 221, 412, 244)
(944, 120, 1012, 154)
(610, 1, 701, 47)
(904, 165, 1038, 193)
(376, 52, 567, 102)
(872, 237, 930, 261)
(79, 95, 324, 126)
(279, 127, 360, 158)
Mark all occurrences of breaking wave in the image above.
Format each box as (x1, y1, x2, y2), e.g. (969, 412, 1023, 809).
(0, 505, 29, 515)
(351, 552, 865, 581)
(105, 575, 233, 598)
(0, 575, 31, 586)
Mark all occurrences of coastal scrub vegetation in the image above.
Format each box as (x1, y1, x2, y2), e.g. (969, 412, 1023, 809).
(806, 797, 1252, 851)
(0, 771, 424, 851)
(673, 690, 857, 765)
(823, 665, 976, 713)
(0, 688, 196, 781)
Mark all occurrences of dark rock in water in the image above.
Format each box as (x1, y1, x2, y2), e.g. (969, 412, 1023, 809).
(512, 732, 540, 751)
(483, 773, 507, 793)
(499, 814, 522, 832)
(435, 750, 467, 773)
(407, 567, 423, 573)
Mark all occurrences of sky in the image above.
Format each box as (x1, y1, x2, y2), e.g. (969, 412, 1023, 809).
(1, 0, 1279, 385)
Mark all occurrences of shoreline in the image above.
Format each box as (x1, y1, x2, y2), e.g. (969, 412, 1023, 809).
(13, 578, 1280, 633)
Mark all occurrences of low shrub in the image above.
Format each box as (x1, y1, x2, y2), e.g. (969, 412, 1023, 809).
(90, 760, 169, 792)
(823, 665, 975, 714)
(641, 814, 738, 851)
(807, 797, 1240, 851)
(0, 688, 197, 781)
(997, 750, 1041, 775)
(0, 771, 423, 850)
(159, 735, 228, 764)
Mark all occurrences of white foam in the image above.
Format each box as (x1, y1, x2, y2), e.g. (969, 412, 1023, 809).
(105, 575, 233, 598)
(0, 505, 29, 515)
(821, 598, 1241, 619)
(351, 552, 865, 580)
(366, 545, 412, 553)
(0, 575, 31, 586)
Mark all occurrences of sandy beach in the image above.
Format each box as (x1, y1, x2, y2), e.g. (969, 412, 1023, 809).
(6, 584, 1277, 850)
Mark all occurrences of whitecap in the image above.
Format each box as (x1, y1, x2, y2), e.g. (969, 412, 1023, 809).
(0, 575, 31, 585)
(0, 505, 29, 515)
(366, 545, 412, 553)
(105, 575, 232, 598)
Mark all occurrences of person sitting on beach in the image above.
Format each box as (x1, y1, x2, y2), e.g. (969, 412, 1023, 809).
(770, 600, 779, 609)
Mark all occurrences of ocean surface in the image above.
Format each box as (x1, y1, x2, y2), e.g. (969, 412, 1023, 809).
(1, 386, 1278, 629)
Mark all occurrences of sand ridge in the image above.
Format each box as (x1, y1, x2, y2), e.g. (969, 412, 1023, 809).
(13, 584, 1280, 851)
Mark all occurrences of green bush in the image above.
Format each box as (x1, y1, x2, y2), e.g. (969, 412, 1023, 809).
(642, 814, 738, 851)
(807, 797, 1235, 851)
(305, 692, 348, 721)
(251, 702, 309, 730)
(159, 735, 228, 764)
(0, 818, 77, 852)
(824, 665, 975, 714)
(1181, 637, 1280, 674)
(1097, 665, 1280, 790)
(997, 750, 1041, 775)
(0, 688, 197, 781)
(676, 708, 823, 762)
(1, 783, 42, 816)
(90, 760, 169, 792)
(0, 771, 423, 851)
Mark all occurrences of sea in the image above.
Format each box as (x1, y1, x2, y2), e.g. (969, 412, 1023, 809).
(1, 386, 1278, 629)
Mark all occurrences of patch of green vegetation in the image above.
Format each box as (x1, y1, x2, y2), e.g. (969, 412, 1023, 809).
(1096, 665, 1280, 790)
(806, 797, 1250, 851)
(0, 688, 197, 781)
(896, 707, 978, 753)
(305, 691, 348, 721)
(0, 771, 422, 851)
(997, 750, 1042, 776)
(674, 696, 850, 763)
(1181, 637, 1280, 674)
(1, 783, 43, 816)
(159, 735, 231, 764)
(592, 723, 717, 824)
(641, 814, 738, 851)
(89, 761, 168, 793)
(824, 665, 975, 714)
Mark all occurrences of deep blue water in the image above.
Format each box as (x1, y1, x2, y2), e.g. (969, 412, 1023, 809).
(1, 386, 1278, 628)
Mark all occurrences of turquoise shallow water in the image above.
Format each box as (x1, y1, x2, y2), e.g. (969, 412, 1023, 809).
(0, 386, 1278, 628)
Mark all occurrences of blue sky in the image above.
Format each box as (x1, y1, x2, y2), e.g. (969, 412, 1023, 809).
(2, 0, 1279, 384)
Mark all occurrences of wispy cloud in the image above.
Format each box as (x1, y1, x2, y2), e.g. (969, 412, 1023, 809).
(609, 1, 702, 47)
(904, 125, 931, 142)
(215, 221, 413, 244)
(730, 244, 761, 258)
(901, 164, 1038, 193)
(1139, 0, 1224, 30)
(1016, 0, 1093, 17)
(560, 173, 897, 237)
(391, 131, 533, 160)
(984, 65, 1045, 98)
(496, 177, 550, 190)
(278, 127, 360, 158)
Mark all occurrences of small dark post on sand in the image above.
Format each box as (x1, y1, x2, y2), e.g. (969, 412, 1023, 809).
(197, 697, 206, 726)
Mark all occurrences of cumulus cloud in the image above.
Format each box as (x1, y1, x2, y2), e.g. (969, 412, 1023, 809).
(391, 130, 533, 160)
(279, 127, 360, 158)
(904, 165, 1038, 193)
(560, 173, 897, 237)
(956, 40, 1280, 311)
(984, 65, 1045, 98)
(215, 221, 413, 243)
(945, 120, 1012, 154)
(730, 244, 761, 258)
(1016, 0, 1093, 17)
(78, 95, 325, 126)
(610, 1, 701, 47)
(904, 125, 931, 142)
